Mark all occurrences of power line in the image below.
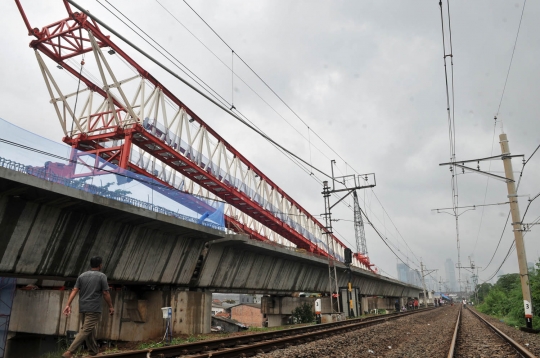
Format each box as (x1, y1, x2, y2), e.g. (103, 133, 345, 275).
(164, 0, 424, 266)
(89, 0, 422, 266)
(495, 0, 528, 117)
(180, 0, 354, 169)
(438, 0, 462, 291)
(360, 207, 419, 272)
(153, 0, 342, 172)
(369, 189, 421, 266)
(94, 0, 330, 187)
(481, 139, 539, 273)
(471, 118, 498, 255)
(68, 0, 333, 182)
(475, 0, 527, 263)
(480, 211, 510, 273)
(96, 0, 232, 113)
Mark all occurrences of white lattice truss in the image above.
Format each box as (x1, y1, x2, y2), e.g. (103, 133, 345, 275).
(34, 31, 371, 271)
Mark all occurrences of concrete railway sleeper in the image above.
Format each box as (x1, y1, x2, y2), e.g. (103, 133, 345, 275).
(448, 306, 537, 358)
(100, 308, 433, 358)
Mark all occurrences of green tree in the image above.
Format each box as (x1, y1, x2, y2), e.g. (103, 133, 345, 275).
(291, 303, 314, 324)
(476, 282, 492, 303)
(478, 263, 540, 329)
(496, 273, 520, 292)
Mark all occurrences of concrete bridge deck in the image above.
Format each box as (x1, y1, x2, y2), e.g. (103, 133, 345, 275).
(0, 166, 420, 296)
(1, 164, 423, 352)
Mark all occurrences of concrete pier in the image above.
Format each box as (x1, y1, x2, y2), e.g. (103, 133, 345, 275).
(8, 288, 211, 340)
(0, 165, 423, 354)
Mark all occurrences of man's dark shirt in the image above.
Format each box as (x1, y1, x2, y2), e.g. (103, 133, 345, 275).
(74, 270, 109, 313)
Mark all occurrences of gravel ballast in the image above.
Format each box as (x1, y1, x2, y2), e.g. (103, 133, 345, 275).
(456, 307, 521, 357)
(256, 306, 459, 358)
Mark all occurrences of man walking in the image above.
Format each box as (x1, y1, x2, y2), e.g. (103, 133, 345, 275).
(62, 256, 114, 358)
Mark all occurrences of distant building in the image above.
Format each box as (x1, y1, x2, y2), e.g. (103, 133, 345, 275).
(445, 258, 457, 292)
(213, 293, 262, 306)
(211, 302, 224, 316)
(211, 316, 247, 333)
(239, 294, 255, 304)
(230, 303, 264, 328)
(397, 263, 409, 283)
(407, 269, 422, 287)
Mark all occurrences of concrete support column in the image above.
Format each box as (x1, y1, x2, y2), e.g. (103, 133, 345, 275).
(400, 297, 407, 310)
(172, 291, 211, 335)
(8, 288, 212, 345)
(361, 296, 369, 315)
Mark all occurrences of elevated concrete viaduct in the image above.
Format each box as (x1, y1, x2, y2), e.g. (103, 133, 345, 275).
(0, 166, 421, 346)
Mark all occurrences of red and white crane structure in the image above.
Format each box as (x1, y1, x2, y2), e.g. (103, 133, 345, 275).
(14, 0, 376, 272)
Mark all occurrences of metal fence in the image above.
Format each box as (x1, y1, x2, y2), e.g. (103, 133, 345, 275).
(0, 157, 224, 231)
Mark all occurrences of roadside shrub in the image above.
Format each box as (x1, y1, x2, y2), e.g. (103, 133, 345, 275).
(291, 303, 314, 323)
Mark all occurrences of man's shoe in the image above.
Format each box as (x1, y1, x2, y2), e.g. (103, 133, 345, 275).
(61, 352, 73, 358)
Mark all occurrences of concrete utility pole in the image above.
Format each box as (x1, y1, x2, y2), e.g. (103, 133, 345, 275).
(421, 262, 428, 308)
(439, 133, 531, 327)
(420, 261, 437, 308)
(500, 133, 533, 328)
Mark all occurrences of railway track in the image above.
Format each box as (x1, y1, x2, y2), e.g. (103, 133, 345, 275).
(448, 306, 537, 358)
(102, 308, 433, 358)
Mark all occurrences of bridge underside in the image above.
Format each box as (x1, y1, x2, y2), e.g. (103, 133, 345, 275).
(1, 166, 421, 348)
(0, 167, 420, 297)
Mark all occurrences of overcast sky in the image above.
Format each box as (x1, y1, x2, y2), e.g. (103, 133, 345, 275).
(2, 0, 539, 290)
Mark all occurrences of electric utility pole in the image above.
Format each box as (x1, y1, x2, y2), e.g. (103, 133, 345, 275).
(500, 133, 533, 328)
(440, 132, 532, 328)
(455, 256, 480, 301)
(420, 261, 437, 308)
(321, 160, 375, 316)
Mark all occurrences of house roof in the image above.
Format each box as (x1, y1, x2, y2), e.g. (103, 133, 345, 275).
(231, 303, 261, 309)
(212, 316, 246, 327)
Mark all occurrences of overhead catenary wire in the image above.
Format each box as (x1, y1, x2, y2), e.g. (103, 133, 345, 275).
(180, 0, 353, 170)
(153, 0, 342, 171)
(152, 0, 422, 266)
(73, 0, 372, 260)
(67, 0, 333, 182)
(481, 138, 540, 273)
(474, 0, 528, 265)
(174, 0, 420, 260)
(438, 0, 462, 290)
(95, 0, 350, 191)
(495, 0, 528, 118)
(360, 207, 418, 272)
(470, 118, 498, 255)
(83, 0, 421, 269)
(76, 0, 375, 258)
(93, 0, 330, 192)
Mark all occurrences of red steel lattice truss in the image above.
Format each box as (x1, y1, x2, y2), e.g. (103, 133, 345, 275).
(15, 0, 375, 272)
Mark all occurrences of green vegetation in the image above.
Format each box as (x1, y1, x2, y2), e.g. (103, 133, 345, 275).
(137, 335, 207, 350)
(291, 302, 315, 324)
(477, 261, 540, 329)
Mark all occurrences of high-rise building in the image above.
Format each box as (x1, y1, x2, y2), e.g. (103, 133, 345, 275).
(397, 263, 410, 283)
(445, 258, 457, 292)
(408, 269, 422, 287)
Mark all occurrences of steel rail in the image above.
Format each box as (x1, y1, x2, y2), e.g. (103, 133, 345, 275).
(447, 305, 461, 358)
(467, 308, 537, 358)
(99, 308, 434, 358)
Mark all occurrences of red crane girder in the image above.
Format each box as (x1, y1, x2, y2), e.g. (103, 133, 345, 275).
(14, 0, 365, 265)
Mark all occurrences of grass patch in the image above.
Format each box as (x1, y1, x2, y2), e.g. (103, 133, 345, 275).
(137, 335, 210, 350)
